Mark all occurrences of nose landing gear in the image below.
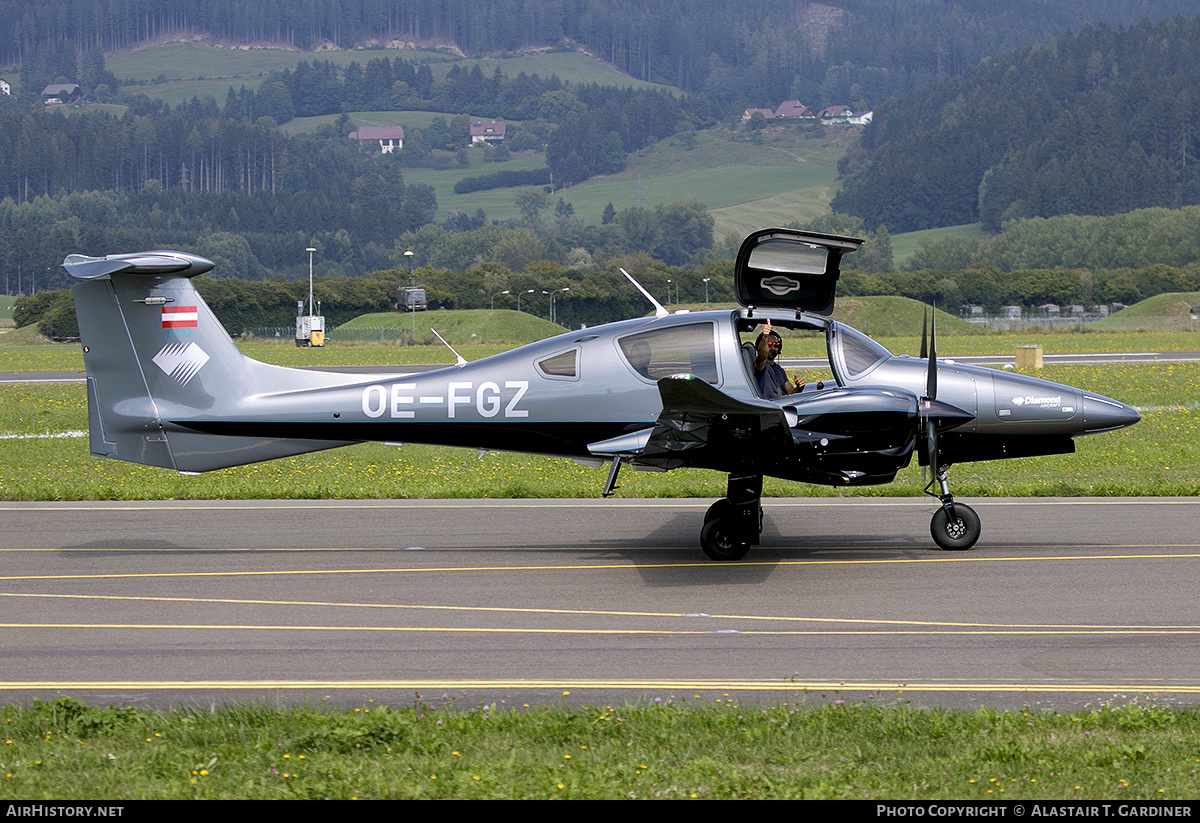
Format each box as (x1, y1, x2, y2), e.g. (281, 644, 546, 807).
(700, 473, 762, 561)
(928, 465, 981, 551)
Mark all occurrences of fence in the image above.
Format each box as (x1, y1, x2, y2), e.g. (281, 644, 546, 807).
(967, 315, 1199, 333)
(848, 315, 1199, 337)
(241, 326, 558, 346)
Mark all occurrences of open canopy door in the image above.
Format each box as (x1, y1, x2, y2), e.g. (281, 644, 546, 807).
(733, 229, 863, 316)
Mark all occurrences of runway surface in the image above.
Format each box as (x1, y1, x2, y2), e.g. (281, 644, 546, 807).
(2, 497, 1199, 710)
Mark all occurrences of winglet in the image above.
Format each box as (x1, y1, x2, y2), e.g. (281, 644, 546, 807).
(619, 268, 669, 318)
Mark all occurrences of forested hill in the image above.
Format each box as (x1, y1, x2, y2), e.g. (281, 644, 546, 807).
(7, 0, 1199, 111)
(832, 15, 1200, 233)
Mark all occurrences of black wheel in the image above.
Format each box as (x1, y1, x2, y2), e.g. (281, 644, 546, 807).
(700, 518, 751, 561)
(930, 503, 981, 551)
(704, 498, 731, 525)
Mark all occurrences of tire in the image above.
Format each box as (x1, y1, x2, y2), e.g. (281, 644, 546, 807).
(930, 503, 981, 551)
(700, 518, 751, 561)
(704, 498, 731, 525)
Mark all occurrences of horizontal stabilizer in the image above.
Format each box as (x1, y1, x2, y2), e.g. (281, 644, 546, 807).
(63, 251, 215, 281)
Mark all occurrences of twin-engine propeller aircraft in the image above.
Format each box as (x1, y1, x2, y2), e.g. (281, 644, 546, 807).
(66, 229, 1140, 561)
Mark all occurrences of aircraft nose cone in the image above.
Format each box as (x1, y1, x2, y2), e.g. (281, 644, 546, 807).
(1082, 393, 1140, 433)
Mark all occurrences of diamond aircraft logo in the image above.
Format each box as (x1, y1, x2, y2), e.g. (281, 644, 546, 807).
(152, 342, 210, 386)
(1012, 394, 1062, 408)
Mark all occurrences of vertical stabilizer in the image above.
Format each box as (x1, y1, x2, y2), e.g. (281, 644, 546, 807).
(67, 251, 355, 472)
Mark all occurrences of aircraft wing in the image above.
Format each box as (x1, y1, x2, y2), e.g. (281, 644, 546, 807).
(587, 374, 795, 472)
(588, 374, 936, 486)
(638, 374, 796, 470)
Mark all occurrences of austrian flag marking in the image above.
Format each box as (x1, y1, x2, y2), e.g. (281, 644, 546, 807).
(162, 306, 199, 328)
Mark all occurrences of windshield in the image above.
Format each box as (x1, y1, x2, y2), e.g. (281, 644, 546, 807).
(831, 322, 892, 382)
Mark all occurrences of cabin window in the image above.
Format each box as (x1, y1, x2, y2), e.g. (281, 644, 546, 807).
(537, 349, 579, 379)
(748, 238, 829, 275)
(617, 322, 719, 384)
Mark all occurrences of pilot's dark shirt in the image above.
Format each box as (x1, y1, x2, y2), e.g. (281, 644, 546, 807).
(757, 360, 789, 399)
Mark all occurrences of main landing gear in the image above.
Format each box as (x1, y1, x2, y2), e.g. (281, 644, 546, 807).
(697, 464, 982, 559)
(928, 465, 981, 551)
(700, 473, 762, 561)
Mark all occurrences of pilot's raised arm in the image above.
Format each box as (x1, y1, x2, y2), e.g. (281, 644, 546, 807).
(753, 319, 804, 399)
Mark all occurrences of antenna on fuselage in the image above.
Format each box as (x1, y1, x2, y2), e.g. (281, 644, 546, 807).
(430, 328, 468, 367)
(619, 267, 669, 318)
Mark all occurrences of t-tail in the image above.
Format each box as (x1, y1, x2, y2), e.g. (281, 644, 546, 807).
(66, 250, 363, 473)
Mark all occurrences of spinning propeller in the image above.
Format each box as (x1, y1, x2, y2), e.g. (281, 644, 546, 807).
(916, 305, 981, 550)
(920, 306, 939, 475)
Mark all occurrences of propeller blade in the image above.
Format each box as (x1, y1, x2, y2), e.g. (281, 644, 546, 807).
(926, 415, 938, 472)
(921, 302, 939, 474)
(919, 307, 928, 360)
(927, 303, 937, 401)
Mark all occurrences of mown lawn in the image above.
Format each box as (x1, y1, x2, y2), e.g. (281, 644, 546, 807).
(1, 696, 1197, 799)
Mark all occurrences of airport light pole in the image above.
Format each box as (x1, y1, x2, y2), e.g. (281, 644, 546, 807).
(305, 247, 316, 318)
(545, 287, 570, 325)
(516, 288, 535, 313)
(404, 249, 415, 338)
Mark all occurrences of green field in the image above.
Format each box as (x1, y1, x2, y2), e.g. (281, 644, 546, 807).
(605, 125, 854, 238)
(398, 124, 855, 228)
(100, 39, 860, 232)
(332, 308, 565, 347)
(4, 313, 1193, 501)
(401, 151, 550, 223)
(2, 696, 1198, 799)
(105, 42, 454, 106)
(1, 356, 1195, 501)
(105, 42, 668, 109)
(279, 109, 529, 137)
(1090, 292, 1200, 332)
(88, 39, 1020, 251)
(891, 222, 986, 267)
(2, 323, 1197, 373)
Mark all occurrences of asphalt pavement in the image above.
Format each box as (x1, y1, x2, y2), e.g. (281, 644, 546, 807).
(2, 497, 1198, 710)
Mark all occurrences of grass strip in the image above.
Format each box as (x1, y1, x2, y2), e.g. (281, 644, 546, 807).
(1, 363, 1195, 501)
(0, 695, 1197, 799)
(2, 330, 1199, 372)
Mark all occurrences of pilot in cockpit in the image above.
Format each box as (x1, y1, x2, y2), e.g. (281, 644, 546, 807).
(754, 319, 805, 400)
